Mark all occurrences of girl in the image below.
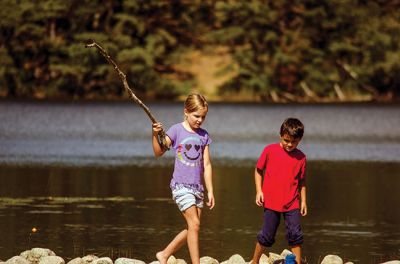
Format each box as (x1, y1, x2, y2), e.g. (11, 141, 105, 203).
(152, 93, 215, 264)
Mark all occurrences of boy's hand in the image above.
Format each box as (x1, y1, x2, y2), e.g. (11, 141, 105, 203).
(207, 192, 215, 209)
(301, 201, 307, 216)
(255, 191, 264, 207)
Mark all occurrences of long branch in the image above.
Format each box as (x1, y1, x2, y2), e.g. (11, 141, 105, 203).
(85, 39, 169, 150)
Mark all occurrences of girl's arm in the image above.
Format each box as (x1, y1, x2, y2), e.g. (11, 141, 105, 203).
(255, 168, 264, 206)
(152, 123, 171, 157)
(203, 145, 215, 209)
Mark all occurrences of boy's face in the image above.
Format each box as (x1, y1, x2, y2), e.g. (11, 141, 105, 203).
(280, 134, 301, 152)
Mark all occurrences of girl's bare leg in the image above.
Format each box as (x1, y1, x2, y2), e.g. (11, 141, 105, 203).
(156, 230, 187, 264)
(183, 206, 202, 264)
(156, 207, 202, 264)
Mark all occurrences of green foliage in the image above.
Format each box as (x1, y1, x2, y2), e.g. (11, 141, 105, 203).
(0, 0, 399, 101)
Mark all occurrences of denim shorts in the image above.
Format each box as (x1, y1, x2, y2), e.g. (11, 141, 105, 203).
(171, 184, 204, 212)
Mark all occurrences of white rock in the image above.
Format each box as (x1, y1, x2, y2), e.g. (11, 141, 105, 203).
(39, 256, 65, 264)
(167, 256, 177, 264)
(268, 253, 283, 264)
(6, 256, 30, 264)
(259, 254, 268, 264)
(200, 256, 219, 264)
(20, 248, 56, 263)
(115, 258, 146, 264)
(91, 257, 112, 264)
(226, 255, 245, 264)
(67, 258, 83, 264)
(280, 249, 292, 258)
(175, 259, 186, 264)
(321, 255, 343, 264)
(81, 256, 98, 264)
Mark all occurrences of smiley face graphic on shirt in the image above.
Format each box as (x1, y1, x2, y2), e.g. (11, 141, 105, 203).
(177, 136, 202, 167)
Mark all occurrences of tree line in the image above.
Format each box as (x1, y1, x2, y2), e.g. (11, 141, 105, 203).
(1, 0, 399, 102)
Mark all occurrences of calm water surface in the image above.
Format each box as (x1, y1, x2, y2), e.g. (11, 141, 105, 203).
(1, 101, 400, 263)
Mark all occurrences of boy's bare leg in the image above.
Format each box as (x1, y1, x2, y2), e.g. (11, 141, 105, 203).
(182, 206, 201, 264)
(251, 242, 266, 264)
(156, 230, 188, 264)
(291, 245, 301, 264)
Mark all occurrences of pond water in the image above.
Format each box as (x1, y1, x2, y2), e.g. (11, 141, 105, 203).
(0, 101, 400, 263)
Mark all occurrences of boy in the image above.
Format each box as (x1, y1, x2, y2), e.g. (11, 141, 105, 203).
(251, 118, 307, 264)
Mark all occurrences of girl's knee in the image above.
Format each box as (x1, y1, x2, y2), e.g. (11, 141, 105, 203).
(187, 218, 200, 232)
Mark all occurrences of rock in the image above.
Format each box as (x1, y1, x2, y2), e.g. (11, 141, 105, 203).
(20, 248, 56, 264)
(200, 256, 219, 264)
(167, 256, 177, 264)
(280, 250, 292, 258)
(38, 256, 65, 264)
(81, 256, 98, 264)
(381, 261, 400, 264)
(320, 255, 343, 264)
(6, 256, 30, 264)
(115, 258, 146, 264)
(259, 254, 268, 264)
(226, 254, 245, 264)
(67, 258, 83, 264)
(268, 253, 283, 264)
(91, 257, 113, 264)
(176, 259, 186, 264)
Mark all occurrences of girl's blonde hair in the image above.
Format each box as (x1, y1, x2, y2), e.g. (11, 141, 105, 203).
(184, 93, 208, 113)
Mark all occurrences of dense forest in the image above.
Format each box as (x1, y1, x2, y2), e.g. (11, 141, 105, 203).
(0, 0, 399, 102)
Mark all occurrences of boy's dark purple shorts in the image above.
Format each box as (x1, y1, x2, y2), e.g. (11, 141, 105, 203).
(257, 208, 304, 247)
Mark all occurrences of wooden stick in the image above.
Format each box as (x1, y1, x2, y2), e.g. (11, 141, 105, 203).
(85, 39, 169, 151)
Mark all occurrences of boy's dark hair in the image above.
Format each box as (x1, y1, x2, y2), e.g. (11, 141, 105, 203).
(280, 118, 304, 139)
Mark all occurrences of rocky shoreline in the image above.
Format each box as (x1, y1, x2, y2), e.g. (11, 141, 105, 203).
(1, 248, 399, 264)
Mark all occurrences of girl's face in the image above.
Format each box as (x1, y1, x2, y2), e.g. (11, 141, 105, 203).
(184, 107, 208, 130)
(280, 134, 301, 152)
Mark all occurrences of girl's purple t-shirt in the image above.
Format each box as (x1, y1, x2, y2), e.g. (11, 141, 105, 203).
(166, 123, 212, 190)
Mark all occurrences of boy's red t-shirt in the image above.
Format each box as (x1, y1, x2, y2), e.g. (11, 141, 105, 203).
(256, 143, 306, 212)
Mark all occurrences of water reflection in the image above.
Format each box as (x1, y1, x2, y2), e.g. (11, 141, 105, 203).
(0, 162, 400, 263)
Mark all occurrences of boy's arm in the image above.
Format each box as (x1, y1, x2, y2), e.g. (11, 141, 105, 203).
(300, 179, 307, 216)
(255, 168, 264, 207)
(152, 123, 171, 157)
(203, 145, 215, 209)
